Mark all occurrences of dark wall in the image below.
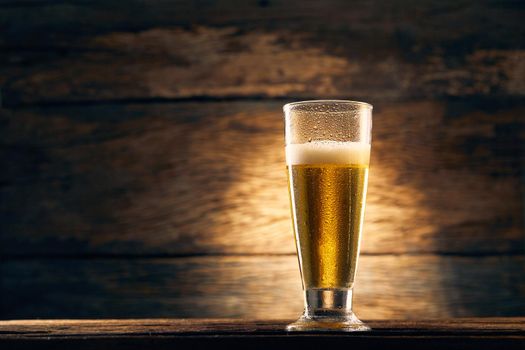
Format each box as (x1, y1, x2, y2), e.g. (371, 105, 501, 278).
(1, 0, 524, 319)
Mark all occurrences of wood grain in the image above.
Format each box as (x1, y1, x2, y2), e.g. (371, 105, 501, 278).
(1, 1, 524, 105)
(1, 101, 522, 255)
(2, 318, 525, 335)
(1, 320, 524, 350)
(1, 0, 524, 323)
(1, 255, 524, 319)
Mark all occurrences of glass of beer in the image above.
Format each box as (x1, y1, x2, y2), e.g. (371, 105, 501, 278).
(284, 100, 372, 332)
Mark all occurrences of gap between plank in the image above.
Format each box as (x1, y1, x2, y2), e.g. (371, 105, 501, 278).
(1, 251, 524, 261)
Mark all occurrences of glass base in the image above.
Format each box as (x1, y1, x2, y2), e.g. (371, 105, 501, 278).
(286, 313, 370, 332)
(286, 288, 370, 332)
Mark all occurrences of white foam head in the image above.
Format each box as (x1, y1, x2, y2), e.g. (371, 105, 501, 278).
(286, 141, 370, 165)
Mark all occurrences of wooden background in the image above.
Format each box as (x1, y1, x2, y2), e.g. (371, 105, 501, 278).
(0, 0, 524, 319)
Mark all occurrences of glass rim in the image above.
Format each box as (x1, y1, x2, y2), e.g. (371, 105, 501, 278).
(283, 99, 373, 112)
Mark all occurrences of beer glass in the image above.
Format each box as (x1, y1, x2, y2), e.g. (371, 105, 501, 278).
(284, 100, 372, 331)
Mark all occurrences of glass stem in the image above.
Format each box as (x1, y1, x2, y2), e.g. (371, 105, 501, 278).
(304, 288, 354, 319)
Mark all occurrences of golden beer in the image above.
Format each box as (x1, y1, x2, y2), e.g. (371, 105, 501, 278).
(286, 141, 370, 289)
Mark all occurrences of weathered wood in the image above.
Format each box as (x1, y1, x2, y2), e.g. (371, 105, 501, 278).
(1, 0, 524, 325)
(1, 101, 522, 255)
(0, 319, 524, 350)
(1, 1, 524, 105)
(2, 318, 525, 335)
(1, 255, 524, 319)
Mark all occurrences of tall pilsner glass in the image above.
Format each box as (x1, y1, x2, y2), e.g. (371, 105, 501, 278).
(284, 100, 372, 331)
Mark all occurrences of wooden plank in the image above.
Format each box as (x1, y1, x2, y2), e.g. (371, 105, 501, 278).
(1, 1, 524, 105)
(1, 255, 524, 319)
(0, 335, 523, 350)
(1, 100, 523, 255)
(1, 320, 524, 350)
(2, 318, 525, 335)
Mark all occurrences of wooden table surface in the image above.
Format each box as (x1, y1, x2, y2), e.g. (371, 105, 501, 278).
(1, 318, 524, 349)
